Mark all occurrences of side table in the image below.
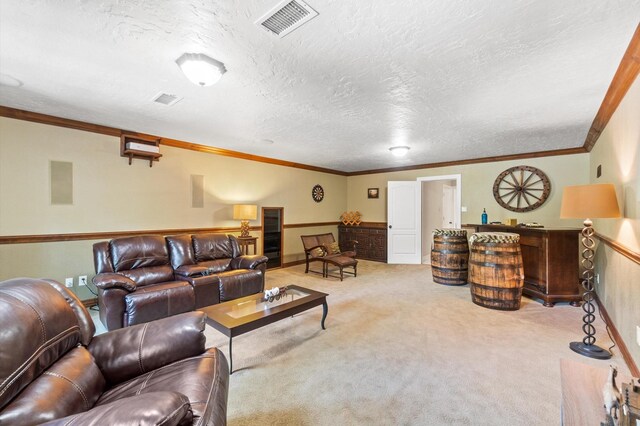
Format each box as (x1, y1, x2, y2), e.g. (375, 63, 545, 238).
(237, 236, 258, 255)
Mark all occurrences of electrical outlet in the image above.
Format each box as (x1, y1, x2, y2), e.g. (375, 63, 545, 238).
(79, 275, 87, 286)
(637, 326, 640, 347)
(65, 277, 73, 288)
(461, 206, 468, 212)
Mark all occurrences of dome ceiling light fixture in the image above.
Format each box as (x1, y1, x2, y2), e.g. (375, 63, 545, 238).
(175, 53, 226, 87)
(389, 146, 410, 157)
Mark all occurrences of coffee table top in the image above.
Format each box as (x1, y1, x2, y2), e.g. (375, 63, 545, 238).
(200, 285, 328, 337)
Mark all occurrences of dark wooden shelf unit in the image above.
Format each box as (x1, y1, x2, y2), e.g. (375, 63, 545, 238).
(339, 223, 387, 263)
(120, 134, 162, 167)
(473, 224, 581, 307)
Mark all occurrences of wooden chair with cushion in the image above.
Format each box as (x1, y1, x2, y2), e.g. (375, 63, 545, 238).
(300, 233, 357, 276)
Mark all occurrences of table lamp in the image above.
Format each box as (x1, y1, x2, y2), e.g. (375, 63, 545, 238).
(233, 204, 257, 237)
(560, 183, 621, 359)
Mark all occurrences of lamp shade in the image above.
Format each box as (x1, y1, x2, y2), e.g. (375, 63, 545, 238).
(560, 184, 621, 219)
(233, 204, 257, 220)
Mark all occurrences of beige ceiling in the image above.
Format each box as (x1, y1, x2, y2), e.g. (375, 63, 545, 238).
(0, 1, 638, 172)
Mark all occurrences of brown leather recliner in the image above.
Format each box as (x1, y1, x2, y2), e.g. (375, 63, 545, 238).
(167, 233, 267, 306)
(93, 235, 196, 331)
(0, 278, 229, 426)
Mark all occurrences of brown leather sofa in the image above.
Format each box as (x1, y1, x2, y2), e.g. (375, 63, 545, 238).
(167, 233, 266, 307)
(0, 277, 229, 426)
(93, 233, 267, 330)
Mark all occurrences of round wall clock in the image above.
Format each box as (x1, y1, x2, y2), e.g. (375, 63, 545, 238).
(312, 184, 324, 202)
(492, 165, 551, 212)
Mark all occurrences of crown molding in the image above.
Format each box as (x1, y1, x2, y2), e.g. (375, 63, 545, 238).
(583, 23, 640, 151)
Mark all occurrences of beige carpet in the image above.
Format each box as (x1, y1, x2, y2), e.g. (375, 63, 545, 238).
(202, 261, 628, 425)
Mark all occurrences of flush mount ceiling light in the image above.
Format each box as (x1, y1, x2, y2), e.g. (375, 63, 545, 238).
(389, 146, 410, 157)
(175, 53, 226, 87)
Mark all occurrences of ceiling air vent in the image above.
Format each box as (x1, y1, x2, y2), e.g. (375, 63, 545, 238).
(255, 0, 318, 38)
(151, 92, 181, 106)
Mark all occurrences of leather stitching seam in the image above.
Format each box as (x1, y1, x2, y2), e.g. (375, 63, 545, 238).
(43, 371, 91, 410)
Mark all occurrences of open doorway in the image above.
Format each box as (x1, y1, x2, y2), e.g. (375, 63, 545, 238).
(261, 207, 283, 269)
(418, 175, 461, 264)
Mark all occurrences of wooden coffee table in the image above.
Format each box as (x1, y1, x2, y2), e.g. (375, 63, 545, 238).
(199, 285, 328, 373)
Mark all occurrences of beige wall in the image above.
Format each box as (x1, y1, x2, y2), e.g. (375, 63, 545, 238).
(591, 76, 640, 367)
(347, 154, 590, 227)
(0, 117, 347, 297)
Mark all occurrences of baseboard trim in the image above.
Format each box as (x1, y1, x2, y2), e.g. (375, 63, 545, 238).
(594, 293, 640, 377)
(282, 259, 306, 268)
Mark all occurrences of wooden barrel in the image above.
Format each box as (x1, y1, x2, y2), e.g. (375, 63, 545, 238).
(469, 232, 524, 311)
(431, 229, 469, 286)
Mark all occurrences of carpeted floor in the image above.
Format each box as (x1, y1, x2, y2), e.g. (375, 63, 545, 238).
(201, 261, 628, 425)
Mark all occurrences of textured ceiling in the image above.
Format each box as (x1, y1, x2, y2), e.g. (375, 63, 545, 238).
(0, 1, 637, 172)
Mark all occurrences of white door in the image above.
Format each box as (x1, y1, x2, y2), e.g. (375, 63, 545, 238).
(387, 181, 421, 264)
(442, 183, 455, 227)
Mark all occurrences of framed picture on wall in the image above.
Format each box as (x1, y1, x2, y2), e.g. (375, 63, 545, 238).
(368, 188, 379, 199)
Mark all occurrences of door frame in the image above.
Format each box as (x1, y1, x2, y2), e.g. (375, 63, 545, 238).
(261, 207, 284, 269)
(417, 174, 462, 229)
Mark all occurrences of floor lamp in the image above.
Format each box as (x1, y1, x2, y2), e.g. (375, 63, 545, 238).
(560, 183, 621, 360)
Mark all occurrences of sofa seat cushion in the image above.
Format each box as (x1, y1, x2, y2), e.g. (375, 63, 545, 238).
(121, 265, 174, 287)
(218, 269, 263, 302)
(124, 281, 195, 327)
(97, 348, 228, 426)
(197, 259, 232, 273)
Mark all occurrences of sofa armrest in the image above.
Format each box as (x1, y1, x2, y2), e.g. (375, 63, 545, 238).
(88, 311, 206, 385)
(92, 273, 136, 292)
(42, 391, 192, 426)
(230, 255, 269, 270)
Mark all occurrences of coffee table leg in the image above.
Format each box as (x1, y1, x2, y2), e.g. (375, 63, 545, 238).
(229, 337, 233, 375)
(321, 301, 328, 330)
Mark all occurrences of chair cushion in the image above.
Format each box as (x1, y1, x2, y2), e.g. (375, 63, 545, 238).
(470, 232, 520, 245)
(0, 347, 105, 425)
(328, 242, 341, 254)
(310, 247, 325, 257)
(42, 392, 193, 426)
(0, 279, 84, 410)
(433, 228, 467, 237)
(97, 348, 228, 426)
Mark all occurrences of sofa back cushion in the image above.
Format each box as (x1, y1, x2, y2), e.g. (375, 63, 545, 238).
(108, 236, 173, 285)
(0, 347, 105, 425)
(166, 234, 196, 269)
(93, 241, 114, 274)
(0, 279, 84, 411)
(192, 234, 238, 262)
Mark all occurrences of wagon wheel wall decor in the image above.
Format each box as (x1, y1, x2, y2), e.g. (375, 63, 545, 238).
(492, 166, 551, 212)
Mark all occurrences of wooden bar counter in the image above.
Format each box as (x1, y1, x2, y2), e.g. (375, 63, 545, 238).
(469, 224, 582, 307)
